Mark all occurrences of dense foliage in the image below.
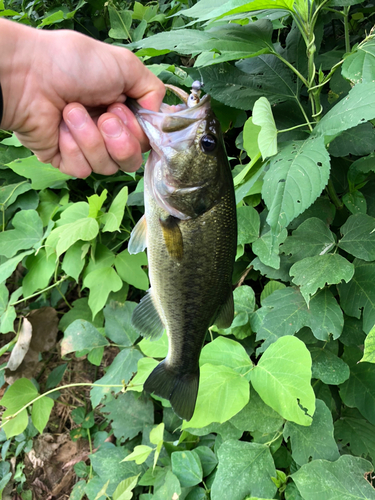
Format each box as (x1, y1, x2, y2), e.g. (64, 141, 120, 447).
(2, 0, 375, 498)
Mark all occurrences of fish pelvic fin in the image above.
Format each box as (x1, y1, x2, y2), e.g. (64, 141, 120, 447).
(132, 290, 165, 340)
(144, 360, 199, 421)
(128, 215, 147, 254)
(159, 216, 183, 262)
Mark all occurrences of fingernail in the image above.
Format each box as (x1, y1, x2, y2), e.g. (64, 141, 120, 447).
(60, 121, 70, 133)
(67, 108, 88, 129)
(110, 106, 128, 126)
(101, 117, 123, 138)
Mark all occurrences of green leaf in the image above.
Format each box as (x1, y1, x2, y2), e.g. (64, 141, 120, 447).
(61, 319, 109, 357)
(90, 348, 142, 407)
(139, 331, 169, 359)
(338, 259, 375, 333)
(230, 390, 284, 434)
(103, 301, 139, 345)
(310, 348, 350, 385)
(182, 364, 249, 429)
(0, 249, 34, 284)
(328, 122, 375, 157)
(252, 227, 287, 269)
(251, 336, 315, 426)
(128, 357, 158, 392)
(150, 422, 164, 445)
(260, 280, 286, 304)
(108, 6, 132, 40)
(0, 209, 43, 258)
(340, 360, 375, 425)
(115, 250, 149, 291)
(342, 39, 375, 85)
(102, 186, 128, 232)
(200, 337, 252, 379)
(339, 214, 375, 261)
(283, 399, 339, 466)
(123, 445, 153, 465)
(210, 440, 277, 500)
(87, 190, 107, 219)
(263, 136, 330, 234)
(292, 455, 375, 500)
(171, 450, 203, 487)
(0, 182, 32, 210)
(193, 446, 218, 477)
(103, 392, 154, 441)
(85, 267, 123, 319)
(56, 217, 99, 257)
(314, 82, 375, 141)
(112, 475, 140, 500)
(361, 324, 375, 363)
(61, 241, 86, 281)
(153, 470, 181, 500)
(281, 217, 336, 261)
(243, 117, 261, 159)
(31, 396, 54, 434)
(2, 409, 28, 439)
(237, 205, 260, 245)
(0, 377, 38, 412)
(290, 254, 354, 304)
(22, 249, 56, 298)
(252, 97, 278, 159)
(6, 155, 71, 189)
(335, 408, 375, 464)
(342, 190, 367, 215)
(59, 297, 104, 332)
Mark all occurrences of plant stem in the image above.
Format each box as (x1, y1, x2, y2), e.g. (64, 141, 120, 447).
(326, 179, 344, 210)
(10, 276, 69, 306)
(273, 52, 309, 89)
(343, 6, 351, 53)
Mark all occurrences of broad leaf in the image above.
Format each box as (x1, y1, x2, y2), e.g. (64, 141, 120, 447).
(123, 445, 153, 465)
(263, 137, 330, 234)
(61, 319, 109, 356)
(200, 337, 252, 379)
(210, 440, 277, 500)
(251, 336, 315, 426)
(85, 267, 123, 319)
(31, 396, 54, 434)
(103, 301, 139, 346)
(0, 209, 43, 258)
(339, 214, 375, 261)
(58, 297, 104, 332)
(252, 97, 278, 159)
(335, 408, 375, 464)
(0, 250, 34, 284)
(102, 186, 128, 232)
(283, 399, 339, 465)
(182, 364, 249, 429)
(310, 348, 350, 385)
(338, 259, 375, 334)
(292, 455, 375, 500)
(290, 254, 354, 304)
(342, 39, 375, 84)
(361, 324, 375, 363)
(115, 250, 149, 291)
(6, 155, 71, 189)
(171, 450, 203, 487)
(56, 217, 99, 257)
(22, 249, 56, 298)
(108, 6, 132, 40)
(328, 122, 375, 158)
(252, 227, 287, 269)
(237, 205, 260, 245)
(139, 331, 169, 359)
(61, 241, 87, 281)
(281, 217, 336, 261)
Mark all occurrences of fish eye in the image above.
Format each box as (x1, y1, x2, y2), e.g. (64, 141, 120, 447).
(201, 134, 217, 153)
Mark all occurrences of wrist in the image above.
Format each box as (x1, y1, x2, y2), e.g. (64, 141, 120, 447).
(0, 19, 39, 131)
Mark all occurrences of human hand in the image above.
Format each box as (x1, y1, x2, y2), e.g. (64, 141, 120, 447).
(0, 20, 165, 177)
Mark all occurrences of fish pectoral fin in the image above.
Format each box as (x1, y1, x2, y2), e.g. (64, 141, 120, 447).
(214, 288, 234, 329)
(160, 216, 183, 262)
(131, 290, 165, 339)
(128, 215, 147, 254)
(144, 360, 199, 421)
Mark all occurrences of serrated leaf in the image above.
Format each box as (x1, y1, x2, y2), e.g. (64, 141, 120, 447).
(31, 396, 54, 434)
(211, 440, 277, 500)
(171, 450, 203, 487)
(90, 348, 142, 407)
(311, 348, 350, 385)
(0, 209, 43, 258)
(200, 337, 252, 379)
(263, 136, 330, 234)
(237, 205, 260, 245)
(339, 214, 375, 261)
(6, 155, 71, 189)
(290, 254, 354, 304)
(283, 399, 339, 465)
(251, 336, 315, 426)
(61, 319, 109, 356)
(342, 39, 375, 85)
(181, 364, 249, 429)
(252, 97, 278, 159)
(281, 217, 336, 261)
(123, 445, 153, 465)
(328, 122, 375, 157)
(115, 250, 149, 291)
(102, 186, 128, 232)
(292, 455, 375, 500)
(85, 267, 123, 318)
(338, 259, 375, 334)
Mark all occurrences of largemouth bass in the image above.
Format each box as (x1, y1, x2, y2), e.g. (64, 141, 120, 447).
(128, 85, 237, 421)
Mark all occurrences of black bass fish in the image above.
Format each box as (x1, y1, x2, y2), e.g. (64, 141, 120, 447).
(128, 84, 237, 421)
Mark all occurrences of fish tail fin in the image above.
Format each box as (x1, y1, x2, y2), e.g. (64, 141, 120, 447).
(144, 360, 199, 421)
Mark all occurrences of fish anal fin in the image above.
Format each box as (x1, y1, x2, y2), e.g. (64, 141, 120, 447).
(128, 215, 147, 254)
(144, 360, 199, 421)
(214, 288, 234, 329)
(160, 216, 183, 262)
(131, 290, 164, 340)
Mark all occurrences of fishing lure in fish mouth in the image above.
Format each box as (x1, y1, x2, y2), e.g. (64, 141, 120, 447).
(127, 82, 237, 421)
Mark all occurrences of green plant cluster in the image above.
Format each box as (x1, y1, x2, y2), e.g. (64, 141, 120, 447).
(2, 0, 375, 498)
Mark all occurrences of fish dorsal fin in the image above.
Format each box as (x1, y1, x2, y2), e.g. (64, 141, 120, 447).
(128, 215, 147, 254)
(159, 216, 183, 262)
(132, 290, 165, 340)
(214, 288, 234, 329)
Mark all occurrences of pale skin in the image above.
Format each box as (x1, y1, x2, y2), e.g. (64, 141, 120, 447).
(0, 19, 165, 178)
